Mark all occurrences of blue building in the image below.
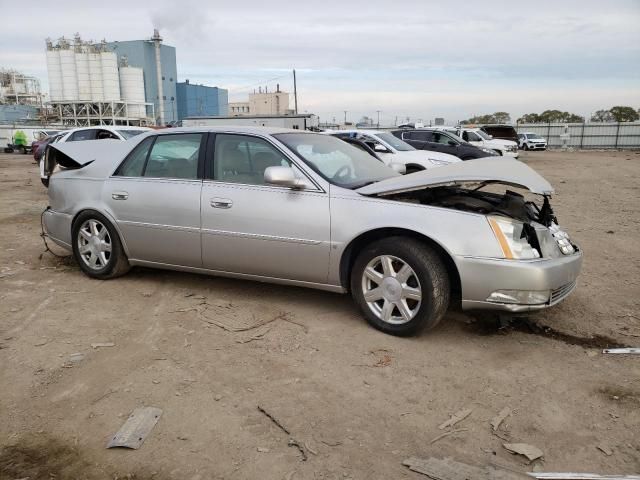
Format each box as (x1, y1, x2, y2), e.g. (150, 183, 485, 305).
(176, 80, 228, 120)
(105, 38, 178, 125)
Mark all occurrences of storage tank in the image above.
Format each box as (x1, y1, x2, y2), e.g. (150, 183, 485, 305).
(46, 49, 63, 101)
(75, 50, 91, 100)
(59, 48, 78, 100)
(119, 66, 146, 118)
(88, 52, 103, 101)
(100, 51, 120, 101)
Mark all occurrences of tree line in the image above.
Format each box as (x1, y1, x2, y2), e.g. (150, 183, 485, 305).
(461, 106, 639, 124)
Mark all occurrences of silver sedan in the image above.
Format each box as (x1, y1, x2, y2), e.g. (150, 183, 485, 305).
(42, 127, 582, 336)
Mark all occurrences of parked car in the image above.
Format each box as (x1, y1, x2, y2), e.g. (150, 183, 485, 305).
(42, 127, 582, 336)
(40, 126, 151, 186)
(480, 124, 520, 145)
(328, 130, 461, 173)
(33, 133, 65, 164)
(31, 130, 62, 160)
(391, 129, 497, 160)
(437, 127, 519, 158)
(518, 132, 548, 150)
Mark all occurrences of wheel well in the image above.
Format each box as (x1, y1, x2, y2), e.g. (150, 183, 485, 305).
(493, 149, 503, 156)
(71, 208, 129, 256)
(339, 228, 461, 299)
(405, 163, 424, 172)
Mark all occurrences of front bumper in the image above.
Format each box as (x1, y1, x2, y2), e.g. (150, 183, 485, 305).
(503, 150, 520, 159)
(457, 251, 583, 312)
(529, 143, 547, 150)
(42, 207, 73, 250)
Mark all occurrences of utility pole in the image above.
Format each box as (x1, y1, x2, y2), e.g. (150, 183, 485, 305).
(376, 110, 381, 128)
(293, 69, 298, 115)
(344, 110, 347, 124)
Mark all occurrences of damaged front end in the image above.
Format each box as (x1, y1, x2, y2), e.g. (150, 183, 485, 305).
(388, 185, 578, 263)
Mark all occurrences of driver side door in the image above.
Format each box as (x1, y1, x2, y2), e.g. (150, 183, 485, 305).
(200, 133, 331, 284)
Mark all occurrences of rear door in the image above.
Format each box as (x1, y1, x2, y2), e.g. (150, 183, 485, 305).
(401, 131, 433, 151)
(104, 133, 206, 267)
(200, 133, 330, 283)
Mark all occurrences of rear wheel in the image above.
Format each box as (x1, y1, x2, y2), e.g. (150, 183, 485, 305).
(350, 237, 450, 336)
(523, 144, 529, 151)
(72, 211, 130, 279)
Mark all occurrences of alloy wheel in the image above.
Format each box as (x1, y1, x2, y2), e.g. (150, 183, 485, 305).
(361, 255, 422, 325)
(77, 219, 112, 270)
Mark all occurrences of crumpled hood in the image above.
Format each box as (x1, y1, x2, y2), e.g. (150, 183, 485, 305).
(395, 150, 461, 164)
(356, 157, 554, 196)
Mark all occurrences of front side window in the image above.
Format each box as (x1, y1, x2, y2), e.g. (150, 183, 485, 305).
(275, 133, 397, 189)
(144, 134, 202, 179)
(214, 134, 291, 185)
(476, 130, 492, 140)
(96, 130, 119, 140)
(68, 129, 96, 142)
(433, 132, 456, 145)
(373, 132, 415, 151)
(464, 131, 482, 142)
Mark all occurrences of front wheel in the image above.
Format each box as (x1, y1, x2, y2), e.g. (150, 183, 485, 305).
(350, 237, 450, 336)
(72, 211, 130, 279)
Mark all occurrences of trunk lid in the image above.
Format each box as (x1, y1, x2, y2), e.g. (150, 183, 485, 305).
(43, 139, 128, 178)
(355, 157, 554, 196)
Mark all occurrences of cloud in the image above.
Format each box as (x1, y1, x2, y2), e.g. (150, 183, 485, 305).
(0, 0, 638, 122)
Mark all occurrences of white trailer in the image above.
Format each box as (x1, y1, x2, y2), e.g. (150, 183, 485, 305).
(182, 114, 319, 130)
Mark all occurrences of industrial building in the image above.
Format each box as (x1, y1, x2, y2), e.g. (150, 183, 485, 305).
(0, 69, 43, 124)
(45, 35, 153, 126)
(176, 80, 228, 120)
(229, 86, 292, 116)
(106, 30, 177, 125)
(183, 113, 318, 130)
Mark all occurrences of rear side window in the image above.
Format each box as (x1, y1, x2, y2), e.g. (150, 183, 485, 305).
(68, 129, 96, 141)
(144, 134, 202, 179)
(116, 137, 154, 177)
(410, 131, 431, 141)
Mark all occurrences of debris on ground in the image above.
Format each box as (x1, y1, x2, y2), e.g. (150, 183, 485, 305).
(107, 406, 163, 449)
(503, 443, 544, 462)
(596, 444, 613, 456)
(402, 456, 528, 479)
(602, 348, 640, 355)
(429, 428, 468, 444)
(438, 408, 473, 430)
(69, 352, 85, 363)
(491, 407, 512, 432)
(529, 474, 640, 479)
(236, 327, 272, 344)
(91, 342, 115, 349)
(257, 447, 270, 453)
(257, 405, 308, 461)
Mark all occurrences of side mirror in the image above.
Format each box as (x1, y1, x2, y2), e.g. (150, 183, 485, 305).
(389, 162, 406, 174)
(264, 166, 305, 189)
(373, 144, 390, 153)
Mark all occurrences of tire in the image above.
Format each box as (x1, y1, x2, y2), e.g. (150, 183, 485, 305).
(72, 210, 130, 279)
(41, 177, 49, 187)
(350, 237, 450, 336)
(523, 144, 529, 151)
(493, 149, 503, 156)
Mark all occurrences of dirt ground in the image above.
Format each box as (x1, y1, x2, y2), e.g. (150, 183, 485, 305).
(1, 149, 639, 479)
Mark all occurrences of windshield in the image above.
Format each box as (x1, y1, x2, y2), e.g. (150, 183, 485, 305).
(476, 130, 492, 140)
(117, 129, 147, 139)
(274, 133, 398, 189)
(373, 132, 415, 151)
(527, 133, 542, 139)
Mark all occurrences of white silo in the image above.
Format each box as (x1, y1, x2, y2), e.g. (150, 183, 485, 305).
(119, 66, 146, 118)
(45, 47, 63, 101)
(75, 50, 91, 101)
(101, 51, 120, 101)
(59, 46, 78, 100)
(88, 51, 104, 101)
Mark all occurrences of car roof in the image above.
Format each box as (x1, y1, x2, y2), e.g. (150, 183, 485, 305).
(328, 129, 385, 135)
(63, 125, 152, 134)
(151, 126, 311, 136)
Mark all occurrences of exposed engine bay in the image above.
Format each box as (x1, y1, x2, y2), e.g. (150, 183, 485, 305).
(388, 185, 577, 259)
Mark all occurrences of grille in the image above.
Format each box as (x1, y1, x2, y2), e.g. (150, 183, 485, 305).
(550, 281, 576, 303)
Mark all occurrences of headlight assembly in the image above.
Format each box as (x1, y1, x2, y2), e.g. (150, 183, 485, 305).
(428, 158, 451, 166)
(482, 148, 498, 155)
(488, 216, 540, 259)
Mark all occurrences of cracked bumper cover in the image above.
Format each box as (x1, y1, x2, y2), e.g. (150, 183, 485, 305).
(457, 251, 583, 312)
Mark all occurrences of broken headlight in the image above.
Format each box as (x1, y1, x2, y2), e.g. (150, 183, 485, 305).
(549, 223, 576, 255)
(488, 216, 540, 260)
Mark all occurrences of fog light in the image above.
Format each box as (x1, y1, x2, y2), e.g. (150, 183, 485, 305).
(487, 290, 550, 305)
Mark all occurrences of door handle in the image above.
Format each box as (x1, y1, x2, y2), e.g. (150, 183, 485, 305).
(112, 191, 128, 200)
(210, 197, 233, 209)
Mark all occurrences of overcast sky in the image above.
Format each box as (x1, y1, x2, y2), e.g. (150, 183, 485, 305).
(1, 0, 639, 124)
